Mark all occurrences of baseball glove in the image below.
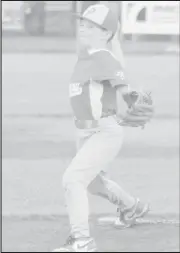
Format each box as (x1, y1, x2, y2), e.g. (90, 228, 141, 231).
(117, 90, 154, 128)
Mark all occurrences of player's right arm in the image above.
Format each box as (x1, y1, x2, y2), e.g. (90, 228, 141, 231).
(102, 1, 125, 69)
(111, 22, 125, 69)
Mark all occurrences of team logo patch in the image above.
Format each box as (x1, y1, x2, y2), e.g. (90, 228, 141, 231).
(116, 71, 125, 80)
(69, 83, 82, 97)
(84, 7, 96, 16)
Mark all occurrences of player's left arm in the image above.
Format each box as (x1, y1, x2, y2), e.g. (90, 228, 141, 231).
(115, 81, 154, 128)
(103, 51, 154, 127)
(110, 69, 130, 119)
(115, 85, 130, 118)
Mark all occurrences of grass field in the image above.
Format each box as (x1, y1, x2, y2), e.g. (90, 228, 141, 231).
(2, 52, 179, 252)
(2, 158, 179, 252)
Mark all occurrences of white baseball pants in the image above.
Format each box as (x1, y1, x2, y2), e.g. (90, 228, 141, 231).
(62, 116, 135, 238)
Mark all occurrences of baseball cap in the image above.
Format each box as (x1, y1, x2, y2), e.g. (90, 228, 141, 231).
(74, 4, 118, 35)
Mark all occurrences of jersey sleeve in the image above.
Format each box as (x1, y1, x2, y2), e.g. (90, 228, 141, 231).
(91, 50, 128, 88)
(109, 69, 127, 88)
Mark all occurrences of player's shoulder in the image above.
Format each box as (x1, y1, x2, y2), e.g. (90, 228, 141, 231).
(89, 49, 122, 70)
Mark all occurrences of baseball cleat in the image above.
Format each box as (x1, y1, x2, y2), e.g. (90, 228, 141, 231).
(114, 198, 150, 228)
(52, 235, 98, 252)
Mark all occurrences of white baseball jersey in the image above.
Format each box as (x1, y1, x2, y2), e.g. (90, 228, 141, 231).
(69, 49, 127, 120)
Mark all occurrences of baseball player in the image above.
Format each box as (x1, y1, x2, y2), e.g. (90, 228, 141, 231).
(53, 4, 154, 252)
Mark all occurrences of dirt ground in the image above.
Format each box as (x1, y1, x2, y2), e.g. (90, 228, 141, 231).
(2, 155, 179, 252)
(2, 215, 179, 252)
(2, 53, 179, 252)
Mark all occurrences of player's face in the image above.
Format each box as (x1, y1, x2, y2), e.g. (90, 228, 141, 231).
(78, 19, 109, 47)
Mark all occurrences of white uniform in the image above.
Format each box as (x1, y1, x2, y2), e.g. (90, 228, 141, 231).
(53, 4, 149, 252)
(63, 49, 135, 238)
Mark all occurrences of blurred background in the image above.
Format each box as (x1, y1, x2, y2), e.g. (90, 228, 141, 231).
(2, 1, 179, 50)
(2, 1, 179, 115)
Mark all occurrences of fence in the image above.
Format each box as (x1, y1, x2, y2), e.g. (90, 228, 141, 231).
(2, 1, 180, 37)
(2, 1, 76, 36)
(121, 1, 179, 35)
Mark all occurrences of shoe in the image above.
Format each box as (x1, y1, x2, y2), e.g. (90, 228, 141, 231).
(114, 198, 150, 228)
(52, 235, 98, 252)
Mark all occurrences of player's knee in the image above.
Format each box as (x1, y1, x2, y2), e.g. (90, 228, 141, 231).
(62, 171, 84, 190)
(87, 183, 97, 195)
(87, 175, 105, 195)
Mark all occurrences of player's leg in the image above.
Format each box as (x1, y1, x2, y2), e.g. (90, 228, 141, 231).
(63, 123, 123, 236)
(88, 173, 150, 228)
(77, 128, 135, 210)
(77, 122, 149, 228)
(55, 117, 123, 251)
(88, 172, 135, 209)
